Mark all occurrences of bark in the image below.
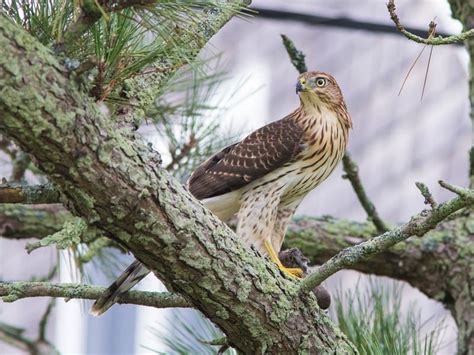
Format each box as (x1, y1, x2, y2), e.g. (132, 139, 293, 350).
(0, 15, 355, 353)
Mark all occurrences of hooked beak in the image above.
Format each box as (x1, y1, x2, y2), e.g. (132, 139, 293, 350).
(296, 79, 305, 94)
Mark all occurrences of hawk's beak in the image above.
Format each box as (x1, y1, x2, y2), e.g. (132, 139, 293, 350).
(296, 79, 305, 94)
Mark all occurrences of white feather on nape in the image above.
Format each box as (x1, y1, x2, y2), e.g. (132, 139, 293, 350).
(201, 190, 241, 221)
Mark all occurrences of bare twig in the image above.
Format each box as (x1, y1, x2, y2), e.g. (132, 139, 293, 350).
(438, 180, 473, 198)
(0, 281, 190, 309)
(0, 322, 38, 353)
(38, 299, 55, 342)
(398, 20, 436, 100)
(342, 154, 389, 233)
(421, 21, 436, 100)
(387, 0, 474, 45)
(0, 183, 60, 204)
(0, 300, 59, 354)
(299, 181, 474, 292)
(415, 181, 437, 208)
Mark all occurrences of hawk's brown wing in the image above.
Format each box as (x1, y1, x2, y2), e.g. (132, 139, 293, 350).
(187, 117, 305, 200)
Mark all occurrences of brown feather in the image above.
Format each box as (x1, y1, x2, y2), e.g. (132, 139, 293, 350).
(187, 112, 305, 200)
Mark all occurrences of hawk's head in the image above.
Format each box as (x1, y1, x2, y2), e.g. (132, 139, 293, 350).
(296, 71, 344, 108)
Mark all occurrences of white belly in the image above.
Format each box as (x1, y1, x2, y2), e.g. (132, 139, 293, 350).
(201, 190, 242, 221)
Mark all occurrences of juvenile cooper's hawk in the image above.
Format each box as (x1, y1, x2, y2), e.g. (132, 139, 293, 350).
(91, 71, 352, 315)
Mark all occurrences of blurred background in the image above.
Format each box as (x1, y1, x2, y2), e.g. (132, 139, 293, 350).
(0, 0, 469, 353)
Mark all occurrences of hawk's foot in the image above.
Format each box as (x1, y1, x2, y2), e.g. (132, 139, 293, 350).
(264, 240, 303, 279)
(280, 266, 304, 278)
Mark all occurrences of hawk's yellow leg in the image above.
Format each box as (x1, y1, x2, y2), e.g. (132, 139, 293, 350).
(264, 240, 303, 278)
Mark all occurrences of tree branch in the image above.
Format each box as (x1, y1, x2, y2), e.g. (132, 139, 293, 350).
(0, 204, 69, 240)
(0, 183, 60, 204)
(415, 181, 437, 208)
(387, 0, 474, 45)
(299, 181, 474, 292)
(342, 154, 389, 233)
(0, 281, 190, 309)
(0, 321, 57, 354)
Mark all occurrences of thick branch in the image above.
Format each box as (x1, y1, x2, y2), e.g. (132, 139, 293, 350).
(299, 182, 474, 292)
(0, 14, 354, 353)
(0, 281, 190, 309)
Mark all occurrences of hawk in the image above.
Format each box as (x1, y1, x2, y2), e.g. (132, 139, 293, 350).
(91, 71, 352, 315)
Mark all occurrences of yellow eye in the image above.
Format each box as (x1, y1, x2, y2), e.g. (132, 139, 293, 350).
(315, 77, 327, 87)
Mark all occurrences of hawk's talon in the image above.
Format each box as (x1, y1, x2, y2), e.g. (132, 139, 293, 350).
(264, 240, 303, 279)
(282, 267, 304, 278)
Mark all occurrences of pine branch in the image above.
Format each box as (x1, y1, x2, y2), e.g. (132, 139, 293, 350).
(0, 281, 190, 309)
(122, 0, 251, 118)
(61, 0, 158, 49)
(299, 181, 474, 292)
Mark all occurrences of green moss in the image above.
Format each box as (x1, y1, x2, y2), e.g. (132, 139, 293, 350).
(270, 296, 292, 323)
(235, 280, 251, 302)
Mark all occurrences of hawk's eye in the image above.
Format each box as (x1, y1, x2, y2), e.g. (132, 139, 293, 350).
(315, 77, 327, 87)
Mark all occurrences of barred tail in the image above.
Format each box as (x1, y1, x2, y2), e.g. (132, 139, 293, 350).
(90, 260, 150, 316)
